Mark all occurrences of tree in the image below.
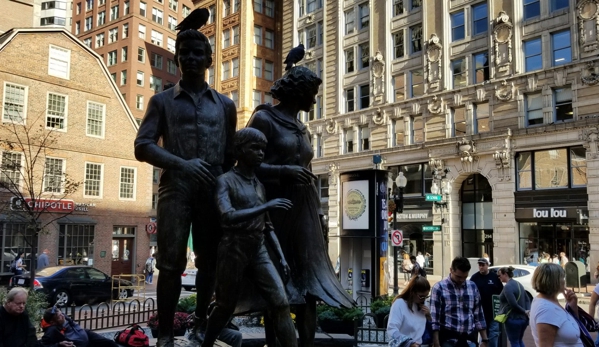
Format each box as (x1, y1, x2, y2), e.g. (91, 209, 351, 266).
(0, 111, 81, 288)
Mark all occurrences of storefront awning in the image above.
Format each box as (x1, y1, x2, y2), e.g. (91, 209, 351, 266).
(56, 216, 97, 224)
(0, 214, 36, 223)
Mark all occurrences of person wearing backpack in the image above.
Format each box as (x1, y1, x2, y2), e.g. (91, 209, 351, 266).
(145, 254, 155, 284)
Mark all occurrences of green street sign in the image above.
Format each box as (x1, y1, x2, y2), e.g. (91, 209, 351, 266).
(425, 194, 442, 202)
(422, 225, 441, 232)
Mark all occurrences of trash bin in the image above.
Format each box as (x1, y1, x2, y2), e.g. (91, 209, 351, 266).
(565, 261, 587, 289)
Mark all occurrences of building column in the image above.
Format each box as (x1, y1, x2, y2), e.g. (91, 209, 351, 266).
(582, 127, 599, 282)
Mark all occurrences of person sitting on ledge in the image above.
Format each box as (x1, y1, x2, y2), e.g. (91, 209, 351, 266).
(40, 307, 119, 347)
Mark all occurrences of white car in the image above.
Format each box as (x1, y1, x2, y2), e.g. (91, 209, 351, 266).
(490, 264, 538, 300)
(181, 268, 197, 291)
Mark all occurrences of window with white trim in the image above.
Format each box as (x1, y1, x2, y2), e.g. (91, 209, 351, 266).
(0, 152, 22, 188)
(410, 69, 423, 97)
(253, 57, 262, 78)
(168, 16, 177, 31)
(136, 95, 144, 110)
(150, 76, 162, 92)
(230, 90, 239, 108)
(151, 30, 163, 46)
(223, 29, 231, 48)
(49, 45, 71, 79)
(85, 16, 92, 31)
(119, 167, 136, 199)
(86, 102, 105, 137)
(138, 24, 146, 39)
(167, 60, 177, 75)
(123, 23, 128, 38)
(2, 83, 27, 123)
(409, 115, 424, 144)
(95, 33, 104, 48)
(110, 5, 119, 20)
(46, 93, 67, 130)
(232, 58, 239, 77)
(345, 49, 354, 73)
(265, 29, 274, 49)
(554, 87, 573, 122)
(97, 11, 105, 26)
(360, 126, 370, 151)
(108, 27, 118, 43)
(264, 61, 273, 81)
(410, 24, 422, 54)
(169, 0, 178, 11)
(84, 163, 103, 197)
(525, 92, 543, 126)
(222, 61, 230, 80)
(344, 128, 354, 153)
(451, 107, 466, 137)
(44, 157, 64, 193)
(474, 102, 490, 134)
(393, 30, 404, 59)
(167, 37, 176, 53)
(359, 42, 369, 69)
(359, 84, 369, 109)
(346, 88, 355, 112)
(121, 70, 127, 85)
(152, 8, 163, 25)
(151, 53, 163, 69)
(121, 46, 128, 62)
(107, 50, 117, 66)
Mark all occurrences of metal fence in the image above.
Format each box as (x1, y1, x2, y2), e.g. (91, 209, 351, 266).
(63, 298, 157, 330)
(354, 295, 389, 346)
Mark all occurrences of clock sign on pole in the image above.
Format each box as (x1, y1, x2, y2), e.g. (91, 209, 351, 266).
(391, 229, 403, 247)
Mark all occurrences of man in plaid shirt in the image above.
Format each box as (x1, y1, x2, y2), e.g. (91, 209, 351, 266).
(430, 257, 488, 347)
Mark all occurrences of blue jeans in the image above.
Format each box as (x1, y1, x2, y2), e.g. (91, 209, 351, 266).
(594, 332, 599, 347)
(146, 272, 154, 284)
(505, 317, 528, 347)
(486, 320, 500, 347)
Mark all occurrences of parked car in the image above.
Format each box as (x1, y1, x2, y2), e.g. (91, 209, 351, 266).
(9, 265, 134, 306)
(181, 268, 197, 291)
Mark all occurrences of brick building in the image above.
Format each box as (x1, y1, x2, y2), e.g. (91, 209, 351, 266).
(0, 27, 153, 280)
(281, 0, 597, 282)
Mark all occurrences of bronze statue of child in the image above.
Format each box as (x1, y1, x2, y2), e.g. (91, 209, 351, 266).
(201, 128, 298, 347)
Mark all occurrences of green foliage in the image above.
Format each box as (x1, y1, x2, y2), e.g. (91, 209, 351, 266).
(0, 287, 49, 330)
(370, 295, 393, 315)
(316, 304, 363, 322)
(176, 294, 197, 314)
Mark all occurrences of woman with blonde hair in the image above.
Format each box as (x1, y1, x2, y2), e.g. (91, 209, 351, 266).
(387, 275, 432, 347)
(402, 253, 413, 284)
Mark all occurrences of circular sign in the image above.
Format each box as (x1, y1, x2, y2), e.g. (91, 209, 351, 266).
(146, 222, 157, 234)
(391, 229, 403, 246)
(344, 189, 367, 221)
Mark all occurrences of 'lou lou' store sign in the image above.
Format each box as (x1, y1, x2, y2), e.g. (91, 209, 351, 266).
(533, 208, 567, 218)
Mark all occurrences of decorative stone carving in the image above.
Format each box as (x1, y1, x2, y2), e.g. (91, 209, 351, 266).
(372, 108, 385, 125)
(410, 102, 421, 115)
(425, 34, 443, 93)
(325, 118, 337, 134)
(328, 163, 339, 186)
(554, 68, 567, 86)
(580, 126, 599, 159)
(371, 51, 385, 106)
(527, 75, 538, 91)
(492, 11, 513, 78)
(427, 96, 444, 115)
(492, 128, 513, 181)
(428, 158, 447, 181)
(476, 88, 487, 102)
(453, 93, 463, 106)
(581, 61, 599, 85)
(577, 0, 599, 56)
(495, 80, 514, 101)
(457, 138, 478, 172)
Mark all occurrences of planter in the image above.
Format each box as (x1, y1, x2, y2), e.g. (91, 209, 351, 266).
(150, 329, 187, 338)
(318, 319, 361, 336)
(374, 313, 388, 328)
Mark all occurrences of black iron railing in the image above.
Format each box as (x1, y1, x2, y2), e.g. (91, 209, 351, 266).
(63, 298, 157, 330)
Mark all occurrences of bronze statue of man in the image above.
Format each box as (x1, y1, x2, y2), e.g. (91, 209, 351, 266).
(134, 29, 237, 347)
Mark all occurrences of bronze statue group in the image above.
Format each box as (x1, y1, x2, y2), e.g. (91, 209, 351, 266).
(134, 10, 354, 347)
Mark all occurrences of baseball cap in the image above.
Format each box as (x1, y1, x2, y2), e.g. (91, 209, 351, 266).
(477, 258, 489, 265)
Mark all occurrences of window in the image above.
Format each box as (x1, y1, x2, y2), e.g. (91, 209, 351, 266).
(554, 87, 573, 122)
(524, 38, 542, 72)
(517, 147, 587, 190)
(3, 83, 27, 123)
(264, 93, 273, 105)
(473, 52, 489, 84)
(306, 0, 322, 13)
(152, 8, 163, 25)
(359, 84, 369, 109)
(393, 74, 405, 101)
(119, 167, 136, 199)
(551, 0, 569, 12)
(253, 25, 262, 45)
(77, 2, 81, 14)
(97, 10, 105, 26)
(208, 66, 214, 85)
(86, 102, 105, 137)
(110, 5, 119, 20)
(410, 115, 424, 144)
(151, 30, 163, 46)
(48, 45, 70, 79)
(523, 0, 540, 20)
(360, 127, 370, 151)
(233, 25, 240, 45)
(84, 163, 102, 197)
(452, 107, 466, 137)
(552, 31, 571, 66)
(136, 71, 144, 86)
(223, 29, 231, 48)
(359, 43, 369, 69)
(345, 49, 354, 73)
(223, 0, 231, 16)
(183, 5, 191, 17)
(152, 193, 158, 209)
(222, 61, 230, 80)
(344, 128, 354, 153)
(393, 119, 405, 146)
(59, 224, 95, 266)
(314, 134, 322, 158)
(95, 33, 105, 48)
(451, 11, 465, 41)
(393, 31, 404, 59)
(232, 58, 239, 77)
(110, 73, 116, 82)
(394, 0, 403, 16)
(124, 1, 129, 15)
(84, 17, 92, 31)
(345, 9, 355, 34)
(359, 2, 369, 29)
(140, 2, 146, 16)
(1, 152, 22, 187)
(75, 21, 80, 35)
(151, 53, 163, 69)
(410, 69, 423, 97)
(136, 94, 144, 110)
(122, 23, 129, 38)
(86, 0, 93, 11)
(167, 59, 177, 75)
(167, 38, 176, 53)
(411, 0, 421, 10)
(208, 35, 215, 52)
(40, 17, 67, 26)
(168, 16, 177, 31)
(474, 103, 489, 134)
(252, 90, 261, 109)
(410, 24, 422, 53)
(452, 58, 466, 88)
(121, 46, 128, 62)
(138, 24, 146, 39)
(306, 25, 317, 49)
(44, 158, 64, 193)
(525, 93, 543, 126)
(150, 76, 162, 92)
(346, 88, 355, 112)
(472, 3, 488, 36)
(169, 0, 177, 11)
(45, 93, 67, 130)
(262, 61, 273, 81)
(253, 0, 261, 12)
(121, 70, 127, 85)
(253, 57, 262, 78)
(83, 38, 92, 47)
(230, 90, 239, 107)
(137, 47, 145, 62)
(265, 30, 274, 49)
(108, 28, 118, 43)
(233, 0, 240, 13)
(107, 50, 117, 66)
(571, 147, 587, 187)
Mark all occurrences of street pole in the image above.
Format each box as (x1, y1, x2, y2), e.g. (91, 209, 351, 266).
(392, 186, 404, 296)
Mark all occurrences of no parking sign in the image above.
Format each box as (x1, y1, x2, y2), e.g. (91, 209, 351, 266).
(391, 229, 403, 246)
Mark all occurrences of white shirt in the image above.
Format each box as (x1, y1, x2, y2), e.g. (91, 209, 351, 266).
(387, 298, 427, 344)
(416, 255, 425, 268)
(530, 297, 582, 347)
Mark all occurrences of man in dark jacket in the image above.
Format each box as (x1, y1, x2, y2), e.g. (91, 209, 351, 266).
(469, 258, 504, 347)
(40, 307, 118, 347)
(0, 287, 38, 347)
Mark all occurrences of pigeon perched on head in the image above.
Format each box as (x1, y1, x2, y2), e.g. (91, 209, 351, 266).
(284, 43, 305, 71)
(175, 8, 210, 32)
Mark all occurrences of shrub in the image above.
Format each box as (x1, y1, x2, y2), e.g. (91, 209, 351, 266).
(370, 296, 393, 315)
(0, 287, 49, 330)
(176, 294, 197, 314)
(316, 304, 363, 322)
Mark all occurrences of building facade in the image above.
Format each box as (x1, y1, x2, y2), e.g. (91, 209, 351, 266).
(0, 28, 153, 279)
(282, 0, 597, 278)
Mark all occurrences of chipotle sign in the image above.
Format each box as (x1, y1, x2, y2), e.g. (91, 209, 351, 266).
(11, 197, 75, 212)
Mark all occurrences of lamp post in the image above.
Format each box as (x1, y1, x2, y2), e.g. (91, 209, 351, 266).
(391, 172, 408, 295)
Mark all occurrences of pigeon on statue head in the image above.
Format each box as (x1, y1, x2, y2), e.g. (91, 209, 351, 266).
(284, 43, 305, 71)
(175, 8, 210, 32)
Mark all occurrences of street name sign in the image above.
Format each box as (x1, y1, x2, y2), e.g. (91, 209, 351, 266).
(425, 194, 442, 202)
(422, 225, 441, 232)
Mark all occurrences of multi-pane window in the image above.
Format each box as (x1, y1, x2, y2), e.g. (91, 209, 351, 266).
(136, 95, 144, 110)
(151, 30, 163, 46)
(44, 158, 64, 193)
(254, 25, 262, 45)
(138, 24, 146, 39)
(76, 22, 80, 35)
(110, 5, 119, 20)
(0, 152, 22, 187)
(86, 102, 105, 137)
(233, 25, 240, 45)
(124, 1, 129, 15)
(410, 24, 422, 53)
(123, 23, 129, 38)
(346, 88, 355, 112)
(345, 9, 355, 34)
(410, 69, 423, 97)
(452, 107, 466, 137)
(95, 33, 104, 48)
(516, 147, 587, 190)
(344, 128, 354, 153)
(150, 76, 162, 92)
(83, 38, 92, 47)
(97, 11, 105, 26)
(84, 163, 102, 197)
(119, 167, 136, 199)
(183, 5, 191, 17)
(394, 0, 404, 16)
(305, 0, 323, 14)
(2, 83, 27, 123)
(393, 74, 405, 102)
(152, 8, 163, 25)
(121, 46, 128, 62)
(473, 52, 489, 84)
(410, 115, 424, 144)
(393, 31, 404, 59)
(359, 2, 369, 29)
(451, 11, 465, 41)
(265, 30, 274, 49)
(314, 134, 322, 158)
(264, 0, 274, 16)
(151, 53, 163, 69)
(252, 90, 261, 109)
(58, 224, 95, 267)
(230, 90, 239, 107)
(253, 57, 262, 77)
(167, 59, 177, 75)
(86, 0, 93, 11)
(345, 49, 354, 73)
(223, 29, 231, 48)
(107, 50, 117, 66)
(452, 58, 466, 89)
(223, 0, 231, 16)
(554, 87, 573, 122)
(524, 38, 542, 72)
(140, 2, 146, 16)
(46, 93, 66, 129)
(264, 60, 273, 80)
(523, 0, 540, 20)
(551, 0, 569, 12)
(359, 84, 369, 109)
(167, 38, 176, 53)
(474, 103, 490, 134)
(208, 66, 214, 85)
(222, 61, 230, 80)
(233, 0, 240, 13)
(359, 43, 369, 69)
(110, 73, 116, 83)
(552, 30, 571, 66)
(85, 17, 92, 31)
(168, 16, 177, 31)
(120, 70, 127, 85)
(393, 119, 405, 146)
(411, 0, 421, 10)
(472, 3, 488, 36)
(137, 47, 145, 62)
(360, 127, 370, 151)
(525, 93, 543, 126)
(48, 45, 70, 79)
(152, 193, 158, 209)
(169, 0, 178, 11)
(264, 93, 273, 105)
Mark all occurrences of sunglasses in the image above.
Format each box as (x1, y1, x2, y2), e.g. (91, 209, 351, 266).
(418, 294, 430, 300)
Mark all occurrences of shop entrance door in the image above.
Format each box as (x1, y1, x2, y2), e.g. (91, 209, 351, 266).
(460, 174, 493, 260)
(111, 238, 133, 275)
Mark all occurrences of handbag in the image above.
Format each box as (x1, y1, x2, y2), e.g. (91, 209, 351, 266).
(421, 320, 433, 345)
(565, 306, 595, 347)
(494, 282, 521, 324)
(566, 304, 599, 332)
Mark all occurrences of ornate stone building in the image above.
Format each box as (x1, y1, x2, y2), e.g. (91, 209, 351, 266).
(283, 0, 597, 278)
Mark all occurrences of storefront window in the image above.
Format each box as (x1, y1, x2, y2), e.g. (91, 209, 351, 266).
(59, 224, 95, 265)
(516, 146, 586, 191)
(0, 223, 34, 273)
(571, 147, 587, 187)
(535, 148, 568, 189)
(517, 152, 532, 190)
(520, 222, 589, 267)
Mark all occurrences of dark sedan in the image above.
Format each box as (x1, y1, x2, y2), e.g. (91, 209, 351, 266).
(9, 265, 134, 306)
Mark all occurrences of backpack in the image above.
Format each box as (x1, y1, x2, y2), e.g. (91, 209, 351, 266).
(145, 258, 154, 273)
(9, 260, 16, 273)
(114, 324, 149, 347)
